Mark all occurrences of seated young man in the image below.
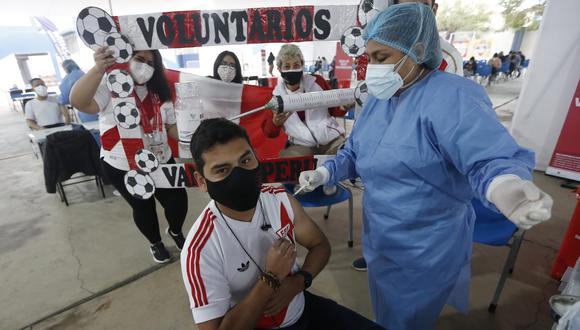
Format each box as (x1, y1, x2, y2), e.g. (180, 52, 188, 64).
(25, 78, 70, 130)
(181, 118, 383, 330)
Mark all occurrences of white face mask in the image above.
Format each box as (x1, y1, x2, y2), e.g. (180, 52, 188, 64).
(217, 65, 236, 83)
(129, 60, 155, 84)
(34, 85, 48, 97)
(366, 55, 415, 100)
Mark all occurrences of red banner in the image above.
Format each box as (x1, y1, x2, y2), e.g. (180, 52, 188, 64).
(551, 188, 580, 279)
(150, 156, 320, 188)
(115, 6, 357, 50)
(546, 79, 580, 181)
(334, 41, 353, 81)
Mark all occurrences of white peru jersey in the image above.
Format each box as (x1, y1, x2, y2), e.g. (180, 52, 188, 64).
(180, 185, 304, 328)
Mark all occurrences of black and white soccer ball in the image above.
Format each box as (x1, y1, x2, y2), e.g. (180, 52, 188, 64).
(104, 32, 133, 64)
(106, 69, 134, 98)
(124, 170, 155, 200)
(358, 0, 383, 29)
(76, 7, 117, 50)
(354, 81, 369, 106)
(134, 149, 159, 173)
(341, 26, 366, 57)
(113, 101, 140, 129)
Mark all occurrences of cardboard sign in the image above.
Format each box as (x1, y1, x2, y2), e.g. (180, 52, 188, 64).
(149, 155, 330, 188)
(114, 6, 357, 50)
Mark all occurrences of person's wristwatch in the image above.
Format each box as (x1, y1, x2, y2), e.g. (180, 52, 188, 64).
(294, 270, 312, 290)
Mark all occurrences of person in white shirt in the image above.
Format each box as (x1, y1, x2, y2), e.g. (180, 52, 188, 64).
(25, 78, 70, 130)
(182, 118, 384, 330)
(71, 47, 188, 264)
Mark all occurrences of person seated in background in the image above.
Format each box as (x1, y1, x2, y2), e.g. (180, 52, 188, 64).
(181, 118, 384, 330)
(59, 59, 98, 123)
(262, 44, 347, 158)
(463, 57, 477, 77)
(488, 53, 502, 83)
(25, 78, 70, 130)
(212, 51, 243, 84)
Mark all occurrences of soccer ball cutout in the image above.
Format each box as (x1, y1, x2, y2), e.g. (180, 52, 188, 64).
(113, 101, 140, 129)
(76, 7, 117, 50)
(124, 170, 155, 200)
(358, 0, 382, 29)
(354, 81, 369, 106)
(105, 32, 133, 64)
(106, 69, 134, 98)
(134, 149, 159, 173)
(341, 26, 366, 57)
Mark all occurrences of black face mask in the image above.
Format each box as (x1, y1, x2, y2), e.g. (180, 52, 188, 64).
(205, 165, 262, 212)
(281, 70, 303, 86)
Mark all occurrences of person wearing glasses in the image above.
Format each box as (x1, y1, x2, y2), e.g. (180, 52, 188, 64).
(212, 51, 243, 84)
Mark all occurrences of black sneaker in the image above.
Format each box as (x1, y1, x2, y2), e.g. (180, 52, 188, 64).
(165, 228, 185, 251)
(149, 242, 171, 263)
(352, 257, 367, 271)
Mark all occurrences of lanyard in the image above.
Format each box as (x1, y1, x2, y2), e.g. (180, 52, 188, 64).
(134, 91, 163, 134)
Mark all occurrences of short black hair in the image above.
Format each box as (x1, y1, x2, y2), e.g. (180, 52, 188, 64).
(190, 118, 251, 175)
(30, 78, 43, 85)
(212, 51, 243, 84)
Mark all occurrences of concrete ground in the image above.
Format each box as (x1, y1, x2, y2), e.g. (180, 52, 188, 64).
(0, 77, 576, 330)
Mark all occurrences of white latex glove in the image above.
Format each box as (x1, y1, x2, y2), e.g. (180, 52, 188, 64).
(298, 167, 330, 192)
(487, 175, 553, 230)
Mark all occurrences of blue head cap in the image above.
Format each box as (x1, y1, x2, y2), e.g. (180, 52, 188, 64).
(363, 2, 442, 70)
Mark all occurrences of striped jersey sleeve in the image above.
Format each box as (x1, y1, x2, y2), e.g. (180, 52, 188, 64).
(180, 208, 230, 324)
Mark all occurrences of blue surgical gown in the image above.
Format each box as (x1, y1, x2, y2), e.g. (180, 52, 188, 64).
(324, 71, 534, 330)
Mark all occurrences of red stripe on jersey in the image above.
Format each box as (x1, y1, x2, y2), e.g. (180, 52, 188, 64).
(186, 209, 213, 307)
(195, 217, 215, 305)
(186, 208, 210, 307)
(280, 203, 295, 244)
(191, 215, 215, 307)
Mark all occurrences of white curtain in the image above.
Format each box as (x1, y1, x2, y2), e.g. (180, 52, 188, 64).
(510, 0, 580, 170)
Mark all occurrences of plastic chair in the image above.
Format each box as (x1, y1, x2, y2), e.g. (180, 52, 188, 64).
(342, 107, 356, 130)
(291, 183, 354, 247)
(472, 198, 524, 313)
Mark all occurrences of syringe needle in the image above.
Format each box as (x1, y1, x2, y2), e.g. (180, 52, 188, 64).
(228, 105, 266, 121)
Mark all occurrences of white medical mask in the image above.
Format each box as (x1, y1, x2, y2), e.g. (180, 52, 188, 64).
(34, 85, 48, 97)
(129, 60, 155, 84)
(217, 65, 236, 82)
(366, 54, 417, 100)
(366, 64, 404, 100)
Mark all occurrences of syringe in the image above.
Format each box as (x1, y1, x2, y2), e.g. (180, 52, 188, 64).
(228, 88, 356, 121)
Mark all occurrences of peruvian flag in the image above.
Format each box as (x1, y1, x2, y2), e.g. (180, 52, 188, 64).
(164, 69, 287, 160)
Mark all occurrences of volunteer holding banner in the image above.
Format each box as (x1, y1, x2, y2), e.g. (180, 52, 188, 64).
(298, 4, 553, 329)
(71, 47, 188, 264)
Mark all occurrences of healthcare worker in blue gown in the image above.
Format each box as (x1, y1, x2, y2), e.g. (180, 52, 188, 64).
(299, 3, 554, 330)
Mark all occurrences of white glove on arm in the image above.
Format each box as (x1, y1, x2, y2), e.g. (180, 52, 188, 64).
(487, 175, 554, 230)
(298, 167, 330, 192)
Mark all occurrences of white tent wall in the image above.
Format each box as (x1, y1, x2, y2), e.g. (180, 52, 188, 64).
(509, 0, 580, 171)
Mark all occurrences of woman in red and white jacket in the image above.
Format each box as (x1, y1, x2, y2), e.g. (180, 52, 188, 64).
(262, 44, 347, 158)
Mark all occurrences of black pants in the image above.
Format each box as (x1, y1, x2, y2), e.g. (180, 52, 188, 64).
(101, 159, 188, 244)
(275, 291, 386, 330)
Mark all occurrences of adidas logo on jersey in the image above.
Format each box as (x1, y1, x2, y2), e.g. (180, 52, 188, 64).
(237, 261, 250, 272)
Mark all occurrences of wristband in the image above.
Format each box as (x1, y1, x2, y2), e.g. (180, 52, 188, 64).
(259, 271, 281, 291)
